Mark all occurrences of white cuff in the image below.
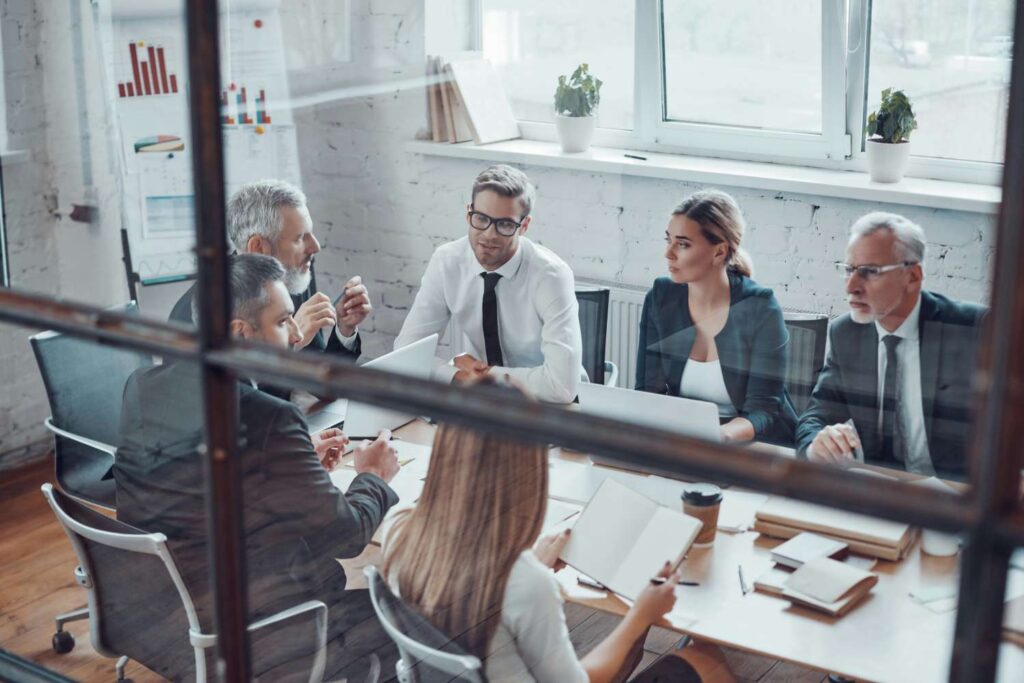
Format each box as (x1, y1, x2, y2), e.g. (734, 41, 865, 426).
(335, 326, 359, 350)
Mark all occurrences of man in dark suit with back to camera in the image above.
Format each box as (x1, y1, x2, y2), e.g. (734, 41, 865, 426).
(118, 254, 400, 681)
(795, 212, 985, 480)
(170, 179, 371, 361)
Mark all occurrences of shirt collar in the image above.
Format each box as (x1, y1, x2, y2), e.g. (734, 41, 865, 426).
(875, 294, 922, 342)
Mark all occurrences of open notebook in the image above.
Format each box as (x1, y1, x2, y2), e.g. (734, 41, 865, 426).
(559, 478, 703, 601)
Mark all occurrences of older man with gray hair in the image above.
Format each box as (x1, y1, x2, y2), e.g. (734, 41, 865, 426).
(170, 179, 371, 361)
(795, 211, 985, 479)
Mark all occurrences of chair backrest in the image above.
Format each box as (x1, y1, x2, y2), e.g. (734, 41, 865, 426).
(41, 483, 327, 683)
(30, 301, 153, 507)
(364, 567, 486, 683)
(783, 312, 829, 414)
(576, 289, 610, 385)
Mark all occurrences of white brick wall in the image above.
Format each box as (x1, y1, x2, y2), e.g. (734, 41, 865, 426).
(293, 2, 995, 361)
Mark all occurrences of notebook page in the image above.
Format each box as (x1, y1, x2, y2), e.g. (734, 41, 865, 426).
(608, 505, 703, 600)
(561, 479, 657, 591)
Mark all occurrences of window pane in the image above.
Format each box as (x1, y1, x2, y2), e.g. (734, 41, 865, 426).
(662, 0, 822, 133)
(868, 0, 1014, 163)
(482, 0, 635, 130)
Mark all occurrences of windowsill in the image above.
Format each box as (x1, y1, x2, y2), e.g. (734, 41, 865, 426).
(0, 149, 31, 164)
(407, 139, 1001, 215)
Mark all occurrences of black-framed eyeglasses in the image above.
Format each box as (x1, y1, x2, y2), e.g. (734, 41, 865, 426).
(834, 261, 917, 280)
(467, 209, 523, 237)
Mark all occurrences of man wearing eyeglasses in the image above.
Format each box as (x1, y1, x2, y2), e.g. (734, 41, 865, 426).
(795, 212, 985, 480)
(394, 164, 582, 403)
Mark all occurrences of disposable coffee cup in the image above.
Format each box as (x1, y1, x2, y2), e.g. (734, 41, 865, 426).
(921, 529, 960, 557)
(682, 483, 723, 547)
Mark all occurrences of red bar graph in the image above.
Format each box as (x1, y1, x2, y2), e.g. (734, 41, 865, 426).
(157, 48, 170, 93)
(118, 41, 181, 98)
(147, 46, 160, 94)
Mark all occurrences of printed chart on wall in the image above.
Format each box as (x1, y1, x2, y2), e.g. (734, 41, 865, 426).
(95, 0, 301, 284)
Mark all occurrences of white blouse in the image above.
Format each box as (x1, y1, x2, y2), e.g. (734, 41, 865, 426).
(383, 548, 588, 683)
(680, 358, 737, 419)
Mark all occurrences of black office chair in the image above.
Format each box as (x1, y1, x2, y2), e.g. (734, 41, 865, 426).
(783, 312, 829, 414)
(30, 301, 155, 650)
(364, 566, 486, 683)
(575, 289, 618, 387)
(29, 301, 153, 510)
(42, 483, 328, 682)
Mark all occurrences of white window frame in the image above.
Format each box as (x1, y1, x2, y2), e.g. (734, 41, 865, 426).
(467, 0, 1005, 186)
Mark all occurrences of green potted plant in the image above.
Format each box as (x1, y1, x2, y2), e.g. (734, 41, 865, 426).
(865, 88, 918, 183)
(554, 63, 602, 153)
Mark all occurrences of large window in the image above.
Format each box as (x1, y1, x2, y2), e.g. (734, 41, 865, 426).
(458, 0, 1016, 181)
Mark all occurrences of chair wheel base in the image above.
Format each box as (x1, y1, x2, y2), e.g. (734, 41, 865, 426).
(52, 630, 75, 654)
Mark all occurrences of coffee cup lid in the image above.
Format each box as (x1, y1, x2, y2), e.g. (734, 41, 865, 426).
(681, 483, 723, 506)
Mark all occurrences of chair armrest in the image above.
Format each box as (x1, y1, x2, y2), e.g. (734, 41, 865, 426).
(603, 361, 619, 388)
(44, 418, 117, 456)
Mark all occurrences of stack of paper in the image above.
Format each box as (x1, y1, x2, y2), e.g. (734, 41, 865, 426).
(755, 497, 915, 561)
(559, 479, 703, 601)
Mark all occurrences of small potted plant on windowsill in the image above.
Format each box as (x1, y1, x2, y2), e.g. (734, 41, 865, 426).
(865, 87, 918, 183)
(554, 63, 602, 153)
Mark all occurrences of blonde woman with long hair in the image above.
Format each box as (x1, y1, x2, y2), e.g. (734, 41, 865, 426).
(381, 392, 716, 682)
(636, 189, 798, 446)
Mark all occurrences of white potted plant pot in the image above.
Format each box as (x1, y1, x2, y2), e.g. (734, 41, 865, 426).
(866, 139, 911, 183)
(555, 114, 596, 153)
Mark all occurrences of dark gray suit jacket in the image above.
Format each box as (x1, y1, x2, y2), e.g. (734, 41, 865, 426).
(114, 362, 397, 632)
(795, 290, 985, 479)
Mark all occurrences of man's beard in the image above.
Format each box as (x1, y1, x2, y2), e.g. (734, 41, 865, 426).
(283, 264, 312, 295)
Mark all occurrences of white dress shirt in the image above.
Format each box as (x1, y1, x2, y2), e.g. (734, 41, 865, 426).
(875, 295, 933, 475)
(394, 236, 582, 403)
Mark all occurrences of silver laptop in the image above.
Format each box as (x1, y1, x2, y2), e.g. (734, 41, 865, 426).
(577, 383, 722, 443)
(304, 334, 439, 436)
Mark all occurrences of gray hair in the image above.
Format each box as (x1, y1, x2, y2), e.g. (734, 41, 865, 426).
(227, 179, 308, 252)
(471, 165, 536, 218)
(849, 211, 927, 264)
(192, 253, 286, 326)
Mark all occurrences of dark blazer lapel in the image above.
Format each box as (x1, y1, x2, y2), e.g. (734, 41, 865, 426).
(715, 314, 744, 409)
(918, 293, 941, 449)
(663, 325, 697, 396)
(849, 322, 880, 449)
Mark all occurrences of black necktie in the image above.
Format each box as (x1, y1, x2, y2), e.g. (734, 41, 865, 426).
(481, 273, 504, 366)
(880, 335, 902, 463)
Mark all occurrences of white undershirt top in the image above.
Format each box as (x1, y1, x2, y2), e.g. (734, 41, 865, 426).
(680, 358, 737, 419)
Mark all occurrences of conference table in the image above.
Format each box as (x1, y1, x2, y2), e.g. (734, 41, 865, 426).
(327, 416, 1024, 683)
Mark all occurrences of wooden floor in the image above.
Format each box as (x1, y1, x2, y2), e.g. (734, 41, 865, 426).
(0, 459, 828, 682)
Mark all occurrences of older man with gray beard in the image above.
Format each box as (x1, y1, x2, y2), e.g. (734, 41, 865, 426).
(795, 212, 985, 480)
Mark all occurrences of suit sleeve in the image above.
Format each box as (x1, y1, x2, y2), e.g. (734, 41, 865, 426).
(635, 286, 667, 393)
(257, 403, 398, 560)
(795, 323, 851, 457)
(739, 295, 790, 438)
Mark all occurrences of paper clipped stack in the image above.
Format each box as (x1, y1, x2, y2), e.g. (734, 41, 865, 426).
(425, 56, 521, 145)
(754, 497, 916, 561)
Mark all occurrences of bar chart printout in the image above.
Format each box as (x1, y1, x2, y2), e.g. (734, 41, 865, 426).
(221, 85, 272, 126)
(117, 41, 180, 98)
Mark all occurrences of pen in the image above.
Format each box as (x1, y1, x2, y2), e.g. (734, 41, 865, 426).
(737, 565, 751, 595)
(650, 577, 700, 586)
(624, 153, 647, 161)
(576, 577, 607, 591)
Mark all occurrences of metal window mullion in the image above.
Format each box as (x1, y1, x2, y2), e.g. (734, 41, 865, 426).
(184, 0, 251, 681)
(845, 0, 872, 158)
(948, 4, 1024, 680)
(634, 0, 661, 144)
(821, 0, 851, 160)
